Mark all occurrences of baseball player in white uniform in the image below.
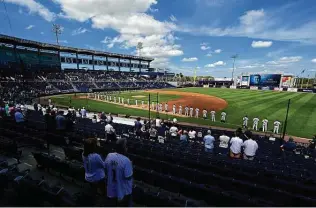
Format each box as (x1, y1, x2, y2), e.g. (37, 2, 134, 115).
(243, 115, 249, 128)
(172, 104, 176, 114)
(159, 103, 163, 112)
(210, 110, 216, 122)
(185, 106, 189, 116)
(273, 120, 281, 134)
(109, 96, 112, 101)
(121, 97, 124, 104)
(135, 99, 138, 106)
(221, 111, 226, 122)
(165, 103, 168, 112)
(152, 102, 155, 110)
(203, 109, 207, 119)
(262, 118, 268, 132)
(114, 96, 116, 103)
(118, 97, 121, 103)
(253, 117, 259, 131)
(189, 107, 194, 117)
(127, 98, 130, 105)
(195, 108, 199, 118)
(179, 105, 182, 115)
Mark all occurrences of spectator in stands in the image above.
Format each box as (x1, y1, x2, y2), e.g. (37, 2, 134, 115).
(169, 124, 179, 140)
(105, 122, 116, 143)
(105, 138, 133, 206)
(218, 132, 230, 154)
(107, 113, 113, 123)
(5, 103, 9, 116)
(155, 116, 162, 127)
(180, 130, 189, 144)
(141, 120, 149, 140)
(92, 115, 97, 123)
(157, 123, 167, 143)
(242, 131, 258, 160)
(100, 112, 106, 123)
(229, 129, 244, 159)
(134, 117, 142, 139)
(14, 108, 25, 124)
(280, 137, 297, 154)
(33, 102, 38, 112)
(82, 138, 105, 195)
(203, 130, 215, 153)
(65, 113, 74, 131)
(55, 111, 66, 133)
(188, 128, 196, 140)
(149, 126, 157, 141)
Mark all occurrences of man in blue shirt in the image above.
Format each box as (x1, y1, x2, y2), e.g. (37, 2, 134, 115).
(55, 111, 66, 131)
(203, 130, 215, 153)
(281, 137, 297, 153)
(14, 109, 25, 123)
(105, 138, 133, 207)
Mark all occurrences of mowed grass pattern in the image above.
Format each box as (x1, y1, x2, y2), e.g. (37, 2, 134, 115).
(50, 88, 316, 138)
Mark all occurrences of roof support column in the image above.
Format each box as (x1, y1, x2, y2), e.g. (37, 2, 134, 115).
(92, 54, 95, 70)
(106, 56, 109, 71)
(76, 52, 79, 70)
(118, 57, 121, 72)
(139, 60, 141, 73)
(129, 59, 132, 72)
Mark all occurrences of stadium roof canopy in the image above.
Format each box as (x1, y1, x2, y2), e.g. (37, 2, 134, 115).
(0, 34, 154, 62)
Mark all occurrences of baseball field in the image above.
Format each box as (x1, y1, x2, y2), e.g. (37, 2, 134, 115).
(49, 87, 316, 139)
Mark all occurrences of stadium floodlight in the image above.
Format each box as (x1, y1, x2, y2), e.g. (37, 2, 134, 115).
(52, 24, 63, 45)
(137, 42, 143, 57)
(231, 54, 238, 85)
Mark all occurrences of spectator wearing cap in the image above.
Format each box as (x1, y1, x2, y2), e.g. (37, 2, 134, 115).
(105, 121, 116, 143)
(242, 131, 258, 160)
(82, 138, 105, 195)
(203, 130, 215, 153)
(229, 130, 243, 159)
(105, 138, 133, 207)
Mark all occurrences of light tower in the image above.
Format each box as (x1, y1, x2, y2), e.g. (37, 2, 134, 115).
(137, 42, 143, 57)
(231, 54, 238, 85)
(52, 24, 62, 45)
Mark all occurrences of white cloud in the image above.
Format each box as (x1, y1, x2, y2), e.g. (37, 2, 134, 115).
(170, 15, 177, 22)
(214, 49, 222, 53)
(72, 27, 89, 36)
(205, 61, 226, 68)
(53, 0, 181, 68)
(40, 32, 44, 35)
(201, 45, 210, 50)
(4, 0, 56, 21)
(266, 56, 302, 66)
(312, 58, 316, 63)
(251, 40, 273, 48)
(182, 57, 198, 62)
(181, 8, 316, 44)
(18, 8, 23, 14)
(25, 25, 34, 30)
(206, 53, 212, 57)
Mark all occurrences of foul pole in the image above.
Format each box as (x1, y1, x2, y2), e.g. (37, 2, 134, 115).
(282, 99, 291, 140)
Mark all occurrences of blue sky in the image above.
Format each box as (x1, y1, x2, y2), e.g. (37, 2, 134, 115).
(1, 0, 316, 77)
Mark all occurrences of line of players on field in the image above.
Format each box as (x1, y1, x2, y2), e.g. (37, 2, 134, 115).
(95, 95, 282, 134)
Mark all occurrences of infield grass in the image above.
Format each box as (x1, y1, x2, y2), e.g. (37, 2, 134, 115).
(50, 88, 316, 138)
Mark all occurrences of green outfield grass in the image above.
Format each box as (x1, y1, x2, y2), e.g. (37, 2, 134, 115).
(50, 88, 316, 138)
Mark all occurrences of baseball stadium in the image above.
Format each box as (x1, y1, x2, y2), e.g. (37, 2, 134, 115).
(1, 1, 316, 205)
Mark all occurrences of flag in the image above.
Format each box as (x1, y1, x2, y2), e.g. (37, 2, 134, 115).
(301, 69, 306, 74)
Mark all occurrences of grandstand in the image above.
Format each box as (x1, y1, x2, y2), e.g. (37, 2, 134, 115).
(1, 35, 316, 207)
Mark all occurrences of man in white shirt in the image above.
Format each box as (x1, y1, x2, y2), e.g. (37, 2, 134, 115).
(114, 96, 117, 103)
(242, 131, 258, 160)
(195, 108, 199, 118)
(210, 110, 216, 122)
(273, 120, 281, 134)
(105, 122, 116, 143)
(243, 115, 249, 128)
(164, 103, 168, 112)
(155, 117, 162, 127)
(221, 111, 227, 122)
(135, 99, 138, 106)
(188, 129, 196, 140)
(253, 117, 259, 131)
(42, 106, 47, 116)
(169, 125, 178, 139)
(229, 131, 243, 158)
(172, 104, 176, 114)
(262, 118, 268, 132)
(81, 107, 87, 118)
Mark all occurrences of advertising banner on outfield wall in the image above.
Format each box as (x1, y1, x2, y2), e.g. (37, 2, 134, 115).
(261, 86, 271, 90)
(281, 76, 293, 87)
(241, 76, 249, 86)
(274, 87, 280, 91)
(287, 88, 298, 92)
(249, 74, 281, 87)
(230, 86, 237, 89)
(237, 86, 250, 89)
(298, 89, 314, 93)
(250, 86, 258, 90)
